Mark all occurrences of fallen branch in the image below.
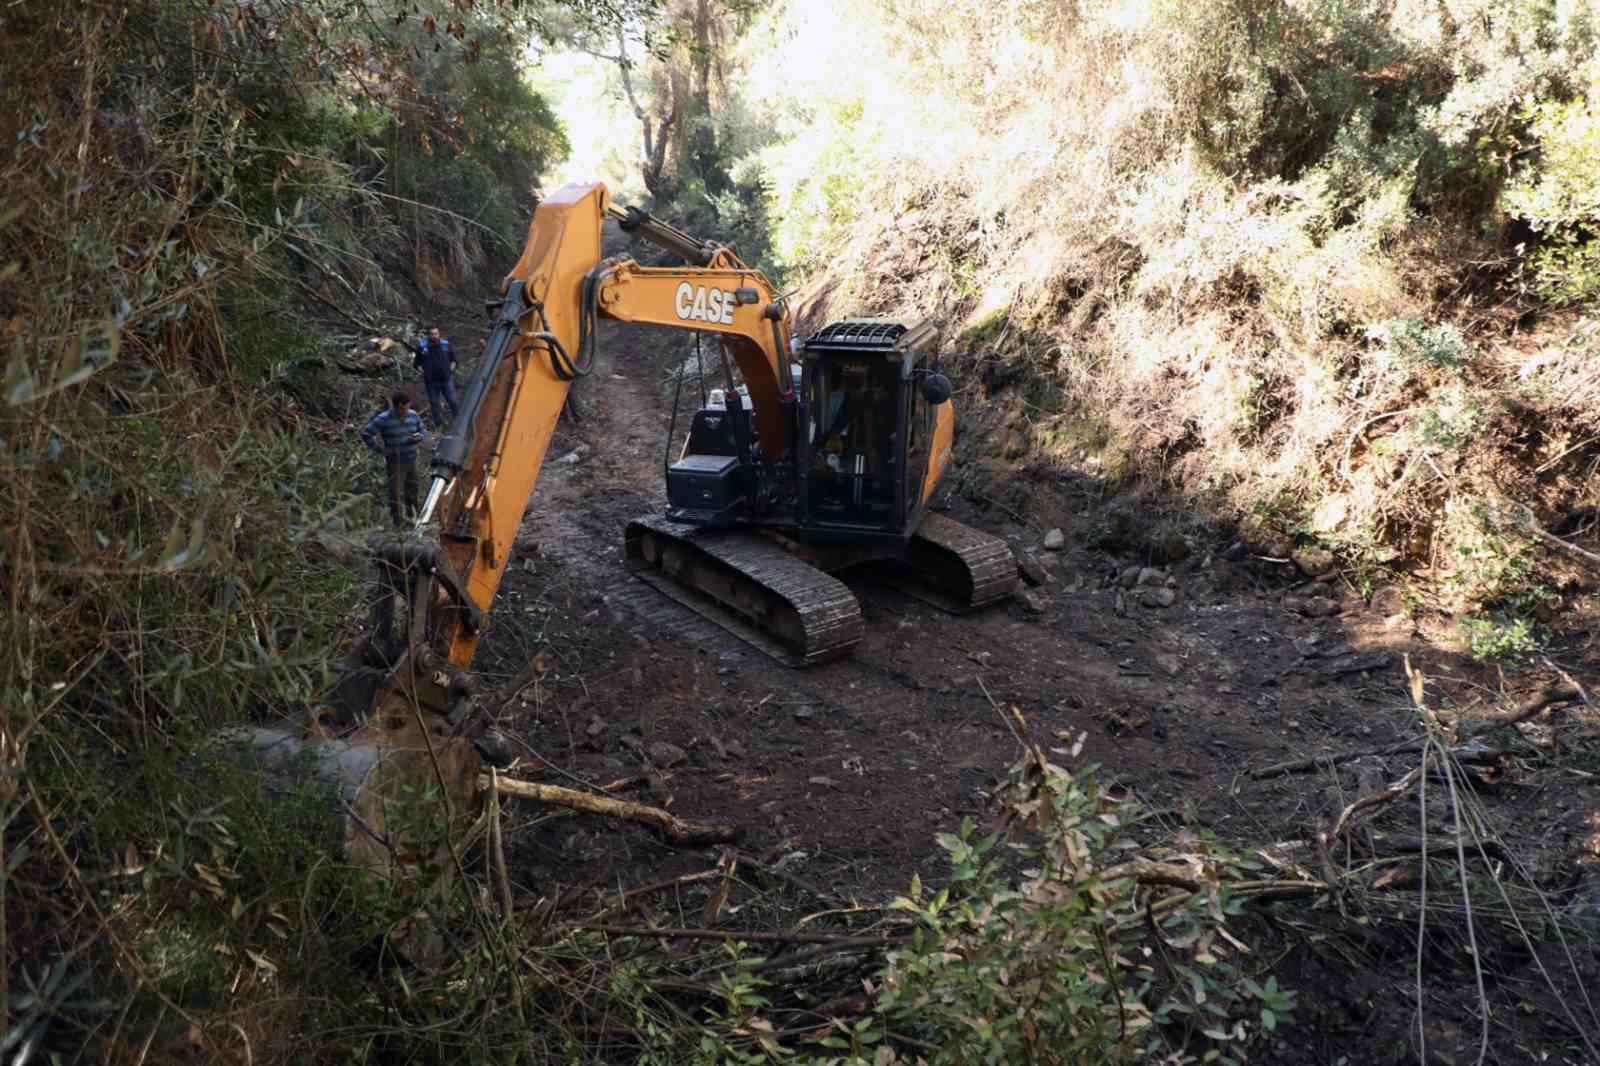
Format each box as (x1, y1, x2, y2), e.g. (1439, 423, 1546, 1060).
(1252, 740, 1422, 779)
(1325, 760, 1430, 844)
(573, 924, 908, 947)
(488, 775, 742, 846)
(1252, 740, 1504, 779)
(1101, 859, 1207, 892)
(1252, 679, 1585, 779)
(734, 851, 836, 901)
(485, 654, 549, 715)
(1530, 525, 1600, 569)
(1458, 681, 1584, 740)
(584, 868, 724, 925)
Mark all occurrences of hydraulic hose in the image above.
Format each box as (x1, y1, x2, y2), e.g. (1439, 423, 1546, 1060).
(528, 264, 607, 382)
(417, 280, 532, 524)
(416, 268, 609, 525)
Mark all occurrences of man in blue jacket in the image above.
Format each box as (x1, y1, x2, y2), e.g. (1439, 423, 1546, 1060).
(360, 388, 428, 528)
(414, 326, 458, 430)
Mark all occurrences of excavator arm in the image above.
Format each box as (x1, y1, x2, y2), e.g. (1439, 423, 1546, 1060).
(351, 182, 796, 729)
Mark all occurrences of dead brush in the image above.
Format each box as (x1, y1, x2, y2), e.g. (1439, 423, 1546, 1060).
(0, 1, 465, 1058)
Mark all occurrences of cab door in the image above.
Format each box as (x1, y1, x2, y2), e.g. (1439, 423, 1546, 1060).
(901, 355, 932, 526)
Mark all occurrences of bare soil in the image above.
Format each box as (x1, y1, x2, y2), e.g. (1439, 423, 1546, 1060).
(431, 304, 1600, 1064)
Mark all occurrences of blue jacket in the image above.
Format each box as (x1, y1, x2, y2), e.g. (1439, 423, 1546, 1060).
(361, 407, 427, 462)
(414, 337, 456, 383)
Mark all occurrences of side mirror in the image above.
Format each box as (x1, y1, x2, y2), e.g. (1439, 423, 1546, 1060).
(921, 372, 953, 405)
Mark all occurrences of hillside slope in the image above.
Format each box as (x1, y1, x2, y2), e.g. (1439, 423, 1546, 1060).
(745, 0, 1600, 657)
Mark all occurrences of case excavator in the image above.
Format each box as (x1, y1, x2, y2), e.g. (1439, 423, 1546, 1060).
(333, 181, 1016, 745)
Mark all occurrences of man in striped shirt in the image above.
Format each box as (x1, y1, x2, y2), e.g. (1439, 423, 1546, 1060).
(360, 388, 429, 528)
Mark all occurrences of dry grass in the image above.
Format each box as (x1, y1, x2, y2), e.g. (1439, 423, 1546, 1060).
(753, 0, 1600, 621)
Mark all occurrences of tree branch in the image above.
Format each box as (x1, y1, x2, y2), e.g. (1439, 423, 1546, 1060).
(488, 775, 741, 846)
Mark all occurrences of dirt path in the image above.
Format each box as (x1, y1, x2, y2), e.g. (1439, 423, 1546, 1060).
(438, 292, 1600, 1062)
(473, 316, 1489, 879)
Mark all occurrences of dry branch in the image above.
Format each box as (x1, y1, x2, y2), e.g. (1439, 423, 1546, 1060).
(1252, 679, 1585, 779)
(487, 775, 742, 846)
(1457, 681, 1583, 739)
(1325, 760, 1430, 844)
(574, 924, 908, 947)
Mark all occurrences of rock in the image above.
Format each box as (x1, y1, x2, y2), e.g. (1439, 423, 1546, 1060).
(1302, 595, 1339, 618)
(585, 715, 607, 738)
(646, 741, 688, 768)
(1370, 585, 1406, 616)
(474, 727, 516, 768)
(1001, 429, 1028, 459)
(1017, 588, 1047, 617)
(1152, 653, 1183, 676)
(1292, 546, 1337, 577)
(1119, 565, 1141, 588)
(792, 706, 816, 722)
(1136, 566, 1165, 587)
(1015, 551, 1054, 586)
(724, 739, 747, 760)
(1140, 587, 1177, 608)
(556, 444, 588, 465)
(1042, 527, 1066, 551)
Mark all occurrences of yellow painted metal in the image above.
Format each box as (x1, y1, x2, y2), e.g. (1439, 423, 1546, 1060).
(921, 400, 956, 507)
(437, 183, 606, 666)
(596, 259, 794, 453)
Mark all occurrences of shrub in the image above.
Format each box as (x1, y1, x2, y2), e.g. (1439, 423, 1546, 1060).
(1413, 385, 1484, 454)
(866, 740, 1290, 1065)
(1460, 615, 1540, 661)
(1504, 90, 1600, 306)
(1365, 319, 1478, 373)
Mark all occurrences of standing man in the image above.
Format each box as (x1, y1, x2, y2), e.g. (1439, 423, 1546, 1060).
(414, 325, 458, 430)
(360, 388, 428, 528)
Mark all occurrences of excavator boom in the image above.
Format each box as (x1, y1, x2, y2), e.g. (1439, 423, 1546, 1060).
(342, 180, 1014, 735)
(408, 182, 802, 674)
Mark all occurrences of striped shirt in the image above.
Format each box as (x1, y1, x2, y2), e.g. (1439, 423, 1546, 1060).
(360, 407, 427, 462)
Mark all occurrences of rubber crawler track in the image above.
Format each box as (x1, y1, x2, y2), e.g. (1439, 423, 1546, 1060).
(625, 514, 864, 666)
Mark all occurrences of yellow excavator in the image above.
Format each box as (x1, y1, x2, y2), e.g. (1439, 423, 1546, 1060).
(331, 181, 1016, 743)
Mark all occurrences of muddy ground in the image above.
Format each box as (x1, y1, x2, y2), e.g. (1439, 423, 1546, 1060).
(413, 302, 1600, 1064)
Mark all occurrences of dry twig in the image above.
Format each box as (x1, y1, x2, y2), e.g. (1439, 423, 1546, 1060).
(489, 774, 742, 846)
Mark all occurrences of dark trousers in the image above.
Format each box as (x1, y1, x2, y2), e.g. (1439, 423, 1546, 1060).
(385, 455, 419, 527)
(425, 378, 458, 429)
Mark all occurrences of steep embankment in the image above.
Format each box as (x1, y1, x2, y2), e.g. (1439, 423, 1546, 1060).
(755, 0, 1600, 664)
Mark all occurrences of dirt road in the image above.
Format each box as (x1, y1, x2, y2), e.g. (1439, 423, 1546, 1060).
(439, 301, 1600, 1060)
(477, 317, 1442, 884)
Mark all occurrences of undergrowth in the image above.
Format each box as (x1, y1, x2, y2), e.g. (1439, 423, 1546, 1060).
(741, 0, 1600, 622)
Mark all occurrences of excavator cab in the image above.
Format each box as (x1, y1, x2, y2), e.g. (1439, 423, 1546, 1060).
(799, 318, 942, 540)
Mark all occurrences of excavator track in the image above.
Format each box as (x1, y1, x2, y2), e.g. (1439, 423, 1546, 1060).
(895, 512, 1020, 613)
(625, 514, 864, 667)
